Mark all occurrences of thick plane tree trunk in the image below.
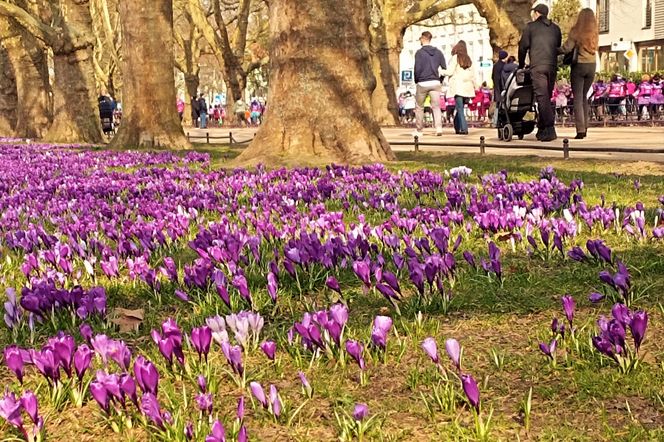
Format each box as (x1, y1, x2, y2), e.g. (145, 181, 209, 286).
(110, 0, 189, 149)
(235, 0, 394, 167)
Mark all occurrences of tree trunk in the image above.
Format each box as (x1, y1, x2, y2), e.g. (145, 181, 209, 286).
(472, 0, 533, 56)
(0, 40, 17, 134)
(234, 0, 394, 167)
(369, 18, 403, 126)
(45, 0, 104, 143)
(223, 65, 246, 106)
(46, 48, 105, 143)
(0, 17, 50, 138)
(184, 73, 199, 126)
(110, 0, 189, 149)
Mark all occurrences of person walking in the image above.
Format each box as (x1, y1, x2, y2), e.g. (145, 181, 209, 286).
(176, 97, 185, 122)
(440, 40, 477, 135)
(518, 3, 562, 142)
(561, 8, 598, 139)
(198, 94, 208, 129)
(234, 98, 248, 126)
(413, 31, 447, 137)
(491, 50, 508, 126)
(190, 96, 200, 128)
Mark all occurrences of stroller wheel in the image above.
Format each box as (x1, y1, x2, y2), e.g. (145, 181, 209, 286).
(497, 129, 504, 140)
(502, 124, 513, 142)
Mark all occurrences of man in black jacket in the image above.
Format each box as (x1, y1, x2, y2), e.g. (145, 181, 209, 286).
(491, 50, 508, 126)
(413, 31, 446, 137)
(518, 4, 562, 142)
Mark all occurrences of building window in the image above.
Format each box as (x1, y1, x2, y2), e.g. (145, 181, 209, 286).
(644, 0, 652, 28)
(597, 0, 609, 33)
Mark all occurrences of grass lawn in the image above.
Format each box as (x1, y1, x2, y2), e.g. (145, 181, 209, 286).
(1, 145, 663, 442)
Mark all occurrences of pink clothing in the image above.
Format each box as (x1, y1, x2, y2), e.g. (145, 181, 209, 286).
(626, 82, 636, 95)
(607, 81, 625, 98)
(651, 82, 664, 105)
(176, 99, 185, 113)
(636, 82, 653, 105)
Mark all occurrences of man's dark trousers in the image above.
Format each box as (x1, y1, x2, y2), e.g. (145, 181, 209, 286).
(531, 65, 557, 130)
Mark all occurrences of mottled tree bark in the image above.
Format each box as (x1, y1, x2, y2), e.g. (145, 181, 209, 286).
(110, 0, 189, 149)
(234, 0, 394, 166)
(0, 42, 17, 135)
(0, 16, 50, 138)
(471, 0, 533, 56)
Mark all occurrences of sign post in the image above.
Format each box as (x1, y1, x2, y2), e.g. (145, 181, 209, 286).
(401, 70, 413, 85)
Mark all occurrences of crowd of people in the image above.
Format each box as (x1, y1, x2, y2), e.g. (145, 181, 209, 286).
(404, 4, 664, 142)
(185, 95, 266, 128)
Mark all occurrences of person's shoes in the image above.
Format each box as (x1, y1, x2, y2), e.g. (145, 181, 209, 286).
(412, 130, 423, 139)
(536, 130, 543, 140)
(436, 128, 443, 136)
(574, 132, 586, 139)
(458, 130, 468, 135)
(539, 130, 557, 142)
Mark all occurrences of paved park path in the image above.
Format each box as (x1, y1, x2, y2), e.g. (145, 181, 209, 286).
(187, 125, 664, 162)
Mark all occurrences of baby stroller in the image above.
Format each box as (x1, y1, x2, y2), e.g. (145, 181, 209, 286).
(497, 68, 537, 141)
(98, 96, 115, 136)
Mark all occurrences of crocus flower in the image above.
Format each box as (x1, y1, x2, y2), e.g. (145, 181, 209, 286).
(174, 289, 189, 302)
(250, 381, 268, 408)
(237, 396, 245, 421)
(561, 295, 575, 325)
(461, 374, 480, 411)
(345, 340, 366, 370)
(197, 375, 207, 393)
(195, 393, 213, 414)
(629, 311, 648, 352)
(352, 260, 371, 287)
(298, 371, 313, 397)
(20, 390, 39, 425)
(422, 337, 439, 364)
(134, 356, 159, 395)
(445, 338, 461, 369)
(140, 393, 164, 428)
(0, 389, 23, 429)
(538, 339, 557, 360)
(190, 326, 213, 361)
(237, 426, 248, 442)
(260, 340, 277, 360)
(352, 403, 369, 421)
(269, 384, 282, 417)
(206, 420, 226, 442)
(267, 272, 278, 302)
(588, 292, 605, 303)
(74, 344, 93, 380)
(3, 345, 26, 383)
(120, 373, 138, 406)
(79, 323, 93, 344)
(371, 316, 393, 350)
(325, 276, 342, 295)
(90, 381, 110, 412)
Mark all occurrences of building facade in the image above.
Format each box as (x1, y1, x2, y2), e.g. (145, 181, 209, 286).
(399, 5, 494, 92)
(595, 0, 663, 72)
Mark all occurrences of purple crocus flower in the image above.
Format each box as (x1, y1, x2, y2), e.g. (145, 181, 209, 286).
(445, 338, 461, 369)
(561, 295, 575, 325)
(174, 289, 190, 302)
(260, 340, 277, 360)
(206, 420, 226, 442)
(611, 303, 631, 327)
(269, 384, 282, 417)
(371, 316, 393, 350)
(538, 339, 557, 360)
(237, 426, 248, 442)
(629, 311, 648, 352)
(346, 340, 366, 370)
(298, 371, 313, 397)
(352, 260, 371, 287)
(0, 389, 24, 429)
(120, 373, 138, 406)
(79, 323, 93, 344)
(461, 373, 480, 411)
(250, 381, 268, 408)
(267, 272, 278, 302)
(197, 375, 207, 393)
(133, 356, 159, 395)
(352, 403, 369, 421)
(185, 422, 194, 440)
(90, 381, 110, 412)
(567, 246, 587, 262)
(140, 393, 165, 428)
(190, 326, 213, 361)
(237, 396, 245, 421)
(195, 393, 214, 414)
(422, 337, 439, 364)
(325, 276, 342, 295)
(588, 292, 605, 303)
(3, 346, 26, 383)
(73, 344, 93, 380)
(20, 390, 39, 425)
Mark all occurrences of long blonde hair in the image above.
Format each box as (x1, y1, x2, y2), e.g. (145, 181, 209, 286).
(569, 8, 599, 53)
